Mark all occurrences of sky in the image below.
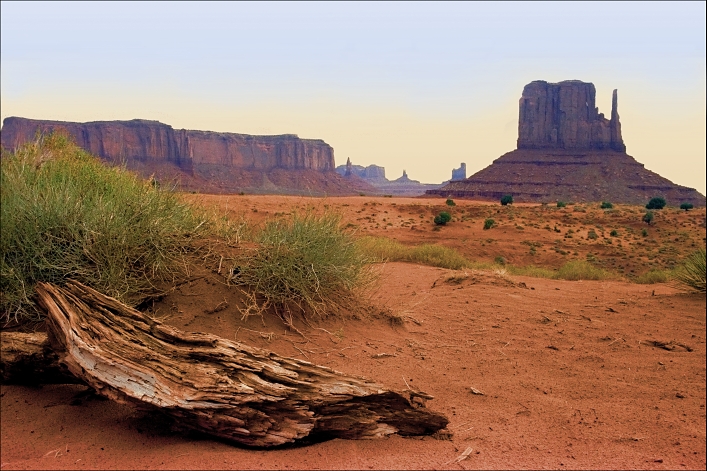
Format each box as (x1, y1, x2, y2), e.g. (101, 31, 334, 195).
(2, 1, 705, 193)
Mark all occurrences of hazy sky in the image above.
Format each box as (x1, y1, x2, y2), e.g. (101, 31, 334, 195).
(2, 2, 705, 193)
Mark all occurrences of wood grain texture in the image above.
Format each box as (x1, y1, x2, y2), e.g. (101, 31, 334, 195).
(35, 280, 448, 447)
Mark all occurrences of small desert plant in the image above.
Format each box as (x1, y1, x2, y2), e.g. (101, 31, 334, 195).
(587, 230, 599, 240)
(610, 229, 619, 237)
(671, 248, 706, 292)
(355, 236, 473, 270)
(234, 212, 373, 317)
(680, 202, 694, 211)
(494, 256, 506, 265)
(555, 261, 614, 281)
(646, 196, 666, 210)
(434, 211, 452, 225)
(557, 201, 567, 208)
(1, 132, 212, 325)
(483, 218, 495, 230)
(641, 228, 649, 237)
(635, 269, 671, 284)
(445, 198, 456, 207)
(601, 202, 613, 209)
(500, 194, 513, 206)
(643, 211, 654, 224)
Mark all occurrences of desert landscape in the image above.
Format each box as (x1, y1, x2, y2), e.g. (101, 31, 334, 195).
(1, 192, 705, 470)
(2, 4, 705, 469)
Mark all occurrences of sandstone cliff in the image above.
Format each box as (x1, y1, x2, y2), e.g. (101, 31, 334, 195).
(1, 117, 373, 195)
(428, 80, 705, 206)
(518, 80, 625, 152)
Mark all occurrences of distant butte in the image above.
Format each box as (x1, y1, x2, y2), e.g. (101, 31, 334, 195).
(0, 117, 375, 196)
(427, 80, 705, 206)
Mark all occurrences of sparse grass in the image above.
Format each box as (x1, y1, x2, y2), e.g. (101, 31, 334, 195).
(635, 269, 672, 284)
(234, 212, 374, 317)
(1, 132, 213, 325)
(555, 260, 616, 281)
(507, 261, 617, 281)
(355, 236, 475, 270)
(671, 248, 706, 292)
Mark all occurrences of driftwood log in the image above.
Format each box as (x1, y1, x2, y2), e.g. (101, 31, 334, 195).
(1, 331, 80, 384)
(34, 280, 448, 447)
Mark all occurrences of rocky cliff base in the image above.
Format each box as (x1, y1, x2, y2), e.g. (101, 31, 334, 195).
(427, 149, 705, 206)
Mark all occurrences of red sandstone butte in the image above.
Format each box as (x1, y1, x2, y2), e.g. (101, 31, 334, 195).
(0, 117, 375, 195)
(428, 80, 705, 206)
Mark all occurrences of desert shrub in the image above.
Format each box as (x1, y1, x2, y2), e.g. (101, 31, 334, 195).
(445, 198, 456, 207)
(680, 202, 694, 211)
(610, 229, 619, 237)
(554, 261, 613, 281)
(635, 269, 671, 284)
(235, 212, 373, 316)
(641, 228, 649, 237)
(557, 201, 567, 208)
(1, 132, 211, 325)
(601, 202, 613, 209)
(587, 230, 599, 240)
(646, 196, 666, 210)
(483, 218, 495, 230)
(434, 211, 452, 225)
(671, 248, 706, 293)
(355, 236, 472, 270)
(500, 194, 514, 206)
(494, 256, 506, 265)
(643, 211, 654, 224)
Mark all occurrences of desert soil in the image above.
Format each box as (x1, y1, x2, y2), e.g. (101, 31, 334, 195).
(1, 195, 705, 470)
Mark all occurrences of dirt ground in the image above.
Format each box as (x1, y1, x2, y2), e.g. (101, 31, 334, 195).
(1, 195, 705, 470)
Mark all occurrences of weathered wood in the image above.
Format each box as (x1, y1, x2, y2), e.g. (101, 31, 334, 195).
(35, 280, 448, 447)
(1, 331, 80, 384)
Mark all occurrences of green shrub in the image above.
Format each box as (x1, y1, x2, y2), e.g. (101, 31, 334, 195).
(434, 212, 452, 225)
(646, 196, 666, 210)
(587, 230, 599, 240)
(635, 269, 671, 284)
(601, 202, 613, 209)
(500, 194, 514, 206)
(557, 201, 567, 208)
(483, 218, 495, 230)
(1, 132, 211, 325)
(641, 228, 649, 237)
(680, 202, 694, 211)
(610, 230, 619, 237)
(643, 211, 654, 224)
(672, 248, 706, 293)
(445, 198, 456, 207)
(494, 256, 506, 265)
(235, 212, 373, 316)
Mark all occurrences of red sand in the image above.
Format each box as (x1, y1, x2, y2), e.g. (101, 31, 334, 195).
(2, 196, 705, 470)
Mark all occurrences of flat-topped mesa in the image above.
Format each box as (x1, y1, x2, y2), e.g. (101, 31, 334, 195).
(0, 117, 368, 195)
(518, 80, 625, 152)
(0, 117, 335, 173)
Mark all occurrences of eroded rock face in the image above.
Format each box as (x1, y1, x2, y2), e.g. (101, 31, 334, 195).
(428, 80, 705, 206)
(518, 80, 625, 152)
(451, 163, 466, 181)
(0, 117, 372, 195)
(1, 117, 334, 172)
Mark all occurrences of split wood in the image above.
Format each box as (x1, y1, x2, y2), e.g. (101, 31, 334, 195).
(35, 280, 448, 447)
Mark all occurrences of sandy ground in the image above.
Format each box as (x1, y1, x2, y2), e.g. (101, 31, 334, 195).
(1, 195, 705, 470)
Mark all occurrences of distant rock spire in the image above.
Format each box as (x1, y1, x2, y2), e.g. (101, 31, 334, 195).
(610, 89, 626, 152)
(344, 157, 352, 177)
